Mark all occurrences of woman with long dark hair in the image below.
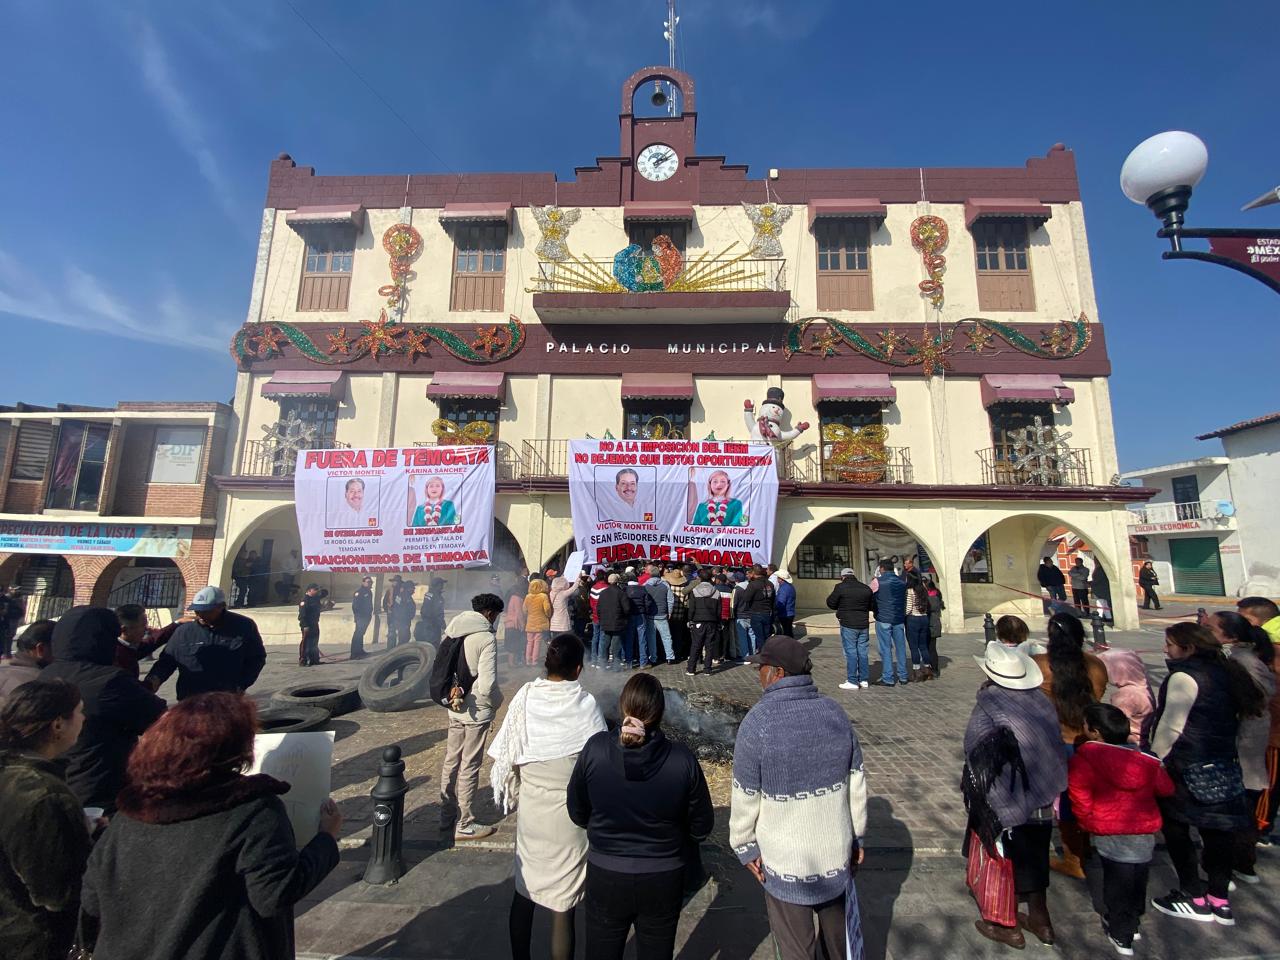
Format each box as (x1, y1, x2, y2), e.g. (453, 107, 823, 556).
(0, 680, 89, 960)
(488, 634, 606, 960)
(567, 673, 713, 959)
(1031, 613, 1108, 879)
(905, 572, 933, 681)
(1150, 622, 1266, 925)
(81, 692, 342, 960)
(1207, 611, 1275, 885)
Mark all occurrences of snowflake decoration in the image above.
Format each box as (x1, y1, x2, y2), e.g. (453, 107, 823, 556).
(326, 327, 352, 355)
(531, 205, 581, 262)
(402, 328, 432, 361)
(471, 325, 508, 356)
(964, 325, 996, 353)
(1006, 416, 1084, 485)
(250, 325, 287, 359)
(260, 410, 318, 468)
(353, 310, 405, 356)
(743, 202, 793, 257)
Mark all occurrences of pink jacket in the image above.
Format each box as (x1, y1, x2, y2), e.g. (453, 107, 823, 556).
(549, 577, 574, 633)
(1099, 649, 1156, 747)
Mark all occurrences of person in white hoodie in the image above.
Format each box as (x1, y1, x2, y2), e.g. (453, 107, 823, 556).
(439, 593, 505, 841)
(489, 633, 606, 960)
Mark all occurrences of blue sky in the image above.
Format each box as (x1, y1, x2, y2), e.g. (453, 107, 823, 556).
(2, 0, 1276, 470)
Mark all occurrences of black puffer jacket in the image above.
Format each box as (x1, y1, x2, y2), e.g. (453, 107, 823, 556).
(595, 584, 634, 634)
(825, 577, 876, 630)
(688, 583, 721, 623)
(39, 607, 166, 811)
(567, 728, 713, 873)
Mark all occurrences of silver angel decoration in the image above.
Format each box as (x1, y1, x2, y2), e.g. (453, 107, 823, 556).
(531, 205, 581, 262)
(742, 202, 793, 257)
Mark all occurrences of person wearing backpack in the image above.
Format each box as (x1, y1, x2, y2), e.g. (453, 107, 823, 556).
(438, 593, 505, 841)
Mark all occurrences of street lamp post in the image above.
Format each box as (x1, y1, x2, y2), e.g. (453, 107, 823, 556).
(1121, 131, 1280, 294)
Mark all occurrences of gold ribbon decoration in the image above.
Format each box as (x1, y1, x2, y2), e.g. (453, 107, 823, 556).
(822, 423, 889, 482)
(431, 418, 494, 444)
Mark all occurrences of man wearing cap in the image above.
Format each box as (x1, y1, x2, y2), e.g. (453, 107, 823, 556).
(298, 583, 328, 667)
(145, 586, 267, 699)
(731, 635, 869, 959)
(351, 576, 374, 659)
(827, 567, 875, 691)
(419, 577, 447, 647)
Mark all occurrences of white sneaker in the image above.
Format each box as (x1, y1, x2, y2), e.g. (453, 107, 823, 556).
(860, 681, 869, 689)
(838, 681, 858, 691)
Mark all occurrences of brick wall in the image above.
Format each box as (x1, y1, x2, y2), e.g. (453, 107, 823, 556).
(111, 423, 224, 519)
(4, 480, 42, 514)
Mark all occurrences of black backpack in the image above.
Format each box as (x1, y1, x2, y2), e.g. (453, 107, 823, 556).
(428, 633, 477, 710)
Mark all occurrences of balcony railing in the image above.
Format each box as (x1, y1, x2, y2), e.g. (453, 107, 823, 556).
(785, 447, 915, 484)
(413, 440, 521, 482)
(978, 446, 1094, 487)
(532, 256, 788, 294)
(1128, 499, 1234, 525)
(239, 438, 350, 478)
(522, 439, 570, 479)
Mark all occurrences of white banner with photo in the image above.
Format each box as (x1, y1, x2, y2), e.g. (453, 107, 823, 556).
(568, 439, 778, 567)
(294, 446, 495, 573)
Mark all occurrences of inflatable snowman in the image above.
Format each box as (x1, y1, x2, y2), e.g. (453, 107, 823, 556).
(744, 387, 810, 447)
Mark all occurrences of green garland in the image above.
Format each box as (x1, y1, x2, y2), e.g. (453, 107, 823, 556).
(232, 314, 526, 368)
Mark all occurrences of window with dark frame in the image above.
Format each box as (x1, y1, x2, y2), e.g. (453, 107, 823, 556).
(815, 219, 872, 310)
(795, 521, 853, 580)
(10, 421, 54, 481)
(438, 399, 499, 443)
(627, 222, 687, 254)
(45, 421, 111, 511)
(279, 399, 338, 444)
(624, 402, 691, 441)
(450, 223, 507, 312)
(818, 401, 882, 477)
(988, 402, 1055, 457)
(297, 226, 355, 311)
(973, 218, 1035, 310)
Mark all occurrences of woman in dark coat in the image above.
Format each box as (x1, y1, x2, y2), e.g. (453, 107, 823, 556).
(82, 692, 342, 960)
(1138, 561, 1161, 610)
(1149, 622, 1265, 925)
(0, 680, 90, 960)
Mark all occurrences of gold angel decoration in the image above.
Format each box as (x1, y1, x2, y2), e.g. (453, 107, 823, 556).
(742, 202, 793, 257)
(822, 423, 889, 483)
(431, 418, 494, 445)
(531, 205, 581, 262)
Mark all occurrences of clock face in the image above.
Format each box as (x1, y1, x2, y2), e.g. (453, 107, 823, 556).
(636, 143, 679, 182)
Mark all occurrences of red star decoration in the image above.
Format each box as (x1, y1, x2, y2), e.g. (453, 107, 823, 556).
(403, 327, 432, 361)
(964, 325, 996, 353)
(809, 327, 842, 357)
(1041, 324, 1072, 355)
(878, 329, 910, 359)
(353, 310, 406, 357)
(251, 325, 287, 358)
(326, 326, 352, 355)
(916, 337, 952, 377)
(471, 325, 509, 357)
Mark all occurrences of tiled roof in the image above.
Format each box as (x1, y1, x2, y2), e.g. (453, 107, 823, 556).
(1196, 412, 1280, 440)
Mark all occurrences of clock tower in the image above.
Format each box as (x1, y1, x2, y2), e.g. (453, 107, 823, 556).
(619, 66, 697, 202)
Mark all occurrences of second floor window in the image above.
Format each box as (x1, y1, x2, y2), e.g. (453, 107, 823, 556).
(451, 224, 507, 311)
(297, 227, 355, 311)
(973, 219, 1035, 311)
(625, 402, 690, 441)
(815, 219, 872, 310)
(989, 402, 1055, 459)
(818, 402, 882, 479)
(280, 399, 338, 446)
(628, 222, 687, 254)
(10, 421, 54, 481)
(437, 400, 499, 443)
(46, 422, 111, 511)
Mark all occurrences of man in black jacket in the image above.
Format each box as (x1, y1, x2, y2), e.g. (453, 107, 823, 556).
(297, 584, 326, 666)
(687, 581, 721, 676)
(40, 606, 166, 811)
(144, 587, 267, 699)
(419, 577, 447, 646)
(595, 574, 633, 671)
(738, 566, 776, 655)
(350, 575, 373, 659)
(1037, 557, 1067, 603)
(826, 568, 876, 691)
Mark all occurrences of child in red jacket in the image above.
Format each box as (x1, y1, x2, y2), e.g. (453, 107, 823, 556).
(1069, 703, 1175, 955)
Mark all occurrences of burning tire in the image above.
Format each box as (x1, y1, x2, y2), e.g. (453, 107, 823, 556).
(270, 681, 362, 717)
(358, 643, 435, 713)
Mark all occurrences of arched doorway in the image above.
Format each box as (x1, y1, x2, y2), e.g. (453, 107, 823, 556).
(101, 558, 186, 621)
(16, 555, 75, 622)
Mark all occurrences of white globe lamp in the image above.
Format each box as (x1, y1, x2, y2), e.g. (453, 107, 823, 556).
(1120, 131, 1208, 236)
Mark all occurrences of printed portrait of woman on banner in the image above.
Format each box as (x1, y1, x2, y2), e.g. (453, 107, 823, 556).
(687, 468, 748, 527)
(407, 474, 458, 527)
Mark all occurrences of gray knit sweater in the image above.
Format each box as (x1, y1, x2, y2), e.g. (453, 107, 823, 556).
(730, 674, 868, 905)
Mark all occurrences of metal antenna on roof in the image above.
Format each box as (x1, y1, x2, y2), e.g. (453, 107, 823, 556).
(661, 0, 679, 116)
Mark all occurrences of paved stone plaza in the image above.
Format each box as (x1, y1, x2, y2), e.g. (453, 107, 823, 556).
(207, 607, 1280, 959)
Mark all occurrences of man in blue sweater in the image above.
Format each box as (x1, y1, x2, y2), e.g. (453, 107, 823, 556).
(872, 559, 908, 687)
(731, 635, 869, 959)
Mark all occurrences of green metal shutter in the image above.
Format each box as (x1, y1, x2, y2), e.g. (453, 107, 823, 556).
(1169, 537, 1225, 597)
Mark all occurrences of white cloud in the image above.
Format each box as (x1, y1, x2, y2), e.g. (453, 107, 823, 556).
(0, 250, 235, 354)
(134, 19, 245, 227)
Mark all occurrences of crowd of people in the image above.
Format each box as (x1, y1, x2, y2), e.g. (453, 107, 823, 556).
(964, 597, 1280, 955)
